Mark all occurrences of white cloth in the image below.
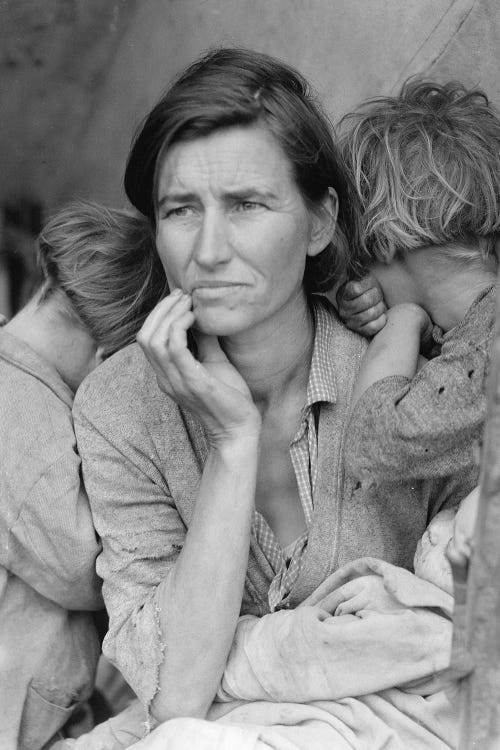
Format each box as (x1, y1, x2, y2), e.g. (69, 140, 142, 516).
(60, 558, 458, 749)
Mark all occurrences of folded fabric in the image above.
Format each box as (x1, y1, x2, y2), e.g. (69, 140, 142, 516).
(217, 557, 454, 703)
(55, 558, 458, 749)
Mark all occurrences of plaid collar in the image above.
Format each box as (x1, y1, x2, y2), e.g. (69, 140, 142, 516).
(304, 298, 338, 409)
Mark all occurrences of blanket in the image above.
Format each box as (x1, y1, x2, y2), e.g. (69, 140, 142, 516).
(60, 558, 459, 750)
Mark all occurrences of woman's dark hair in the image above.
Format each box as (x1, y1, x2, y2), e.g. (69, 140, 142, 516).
(125, 47, 361, 291)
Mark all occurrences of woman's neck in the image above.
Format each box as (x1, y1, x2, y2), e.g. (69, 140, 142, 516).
(220, 291, 315, 411)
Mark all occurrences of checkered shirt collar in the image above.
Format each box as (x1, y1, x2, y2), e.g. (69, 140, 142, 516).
(304, 298, 337, 409)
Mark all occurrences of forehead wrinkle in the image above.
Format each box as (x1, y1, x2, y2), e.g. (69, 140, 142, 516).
(158, 128, 293, 202)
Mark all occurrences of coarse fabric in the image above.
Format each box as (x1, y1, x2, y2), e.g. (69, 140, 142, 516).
(73, 298, 477, 710)
(0, 327, 102, 750)
(61, 557, 458, 749)
(253, 301, 337, 610)
(345, 285, 495, 481)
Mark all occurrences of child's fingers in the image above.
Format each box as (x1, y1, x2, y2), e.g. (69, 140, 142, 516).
(338, 286, 385, 318)
(352, 313, 387, 338)
(344, 301, 386, 328)
(337, 274, 382, 302)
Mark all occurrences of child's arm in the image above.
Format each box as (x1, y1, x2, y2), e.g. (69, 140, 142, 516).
(351, 303, 432, 407)
(6, 454, 103, 612)
(345, 308, 488, 481)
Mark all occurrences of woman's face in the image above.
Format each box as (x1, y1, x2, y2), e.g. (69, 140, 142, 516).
(155, 124, 332, 337)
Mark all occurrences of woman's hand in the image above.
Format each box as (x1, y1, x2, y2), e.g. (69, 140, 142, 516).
(336, 274, 387, 337)
(137, 289, 261, 444)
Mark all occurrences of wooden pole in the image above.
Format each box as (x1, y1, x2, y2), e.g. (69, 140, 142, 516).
(458, 278, 500, 749)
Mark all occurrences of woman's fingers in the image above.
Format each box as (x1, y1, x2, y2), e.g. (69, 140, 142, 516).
(148, 296, 192, 353)
(137, 290, 259, 438)
(138, 288, 185, 341)
(195, 332, 226, 363)
(137, 293, 200, 397)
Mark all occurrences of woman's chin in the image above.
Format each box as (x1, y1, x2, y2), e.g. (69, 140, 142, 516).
(192, 309, 247, 337)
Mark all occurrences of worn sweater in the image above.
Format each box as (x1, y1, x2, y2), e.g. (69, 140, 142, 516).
(344, 285, 495, 481)
(0, 328, 102, 750)
(73, 300, 477, 707)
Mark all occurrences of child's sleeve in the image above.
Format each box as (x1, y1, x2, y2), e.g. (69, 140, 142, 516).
(6, 449, 103, 612)
(345, 336, 488, 480)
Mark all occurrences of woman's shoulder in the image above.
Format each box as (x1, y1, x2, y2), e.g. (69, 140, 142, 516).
(74, 342, 176, 423)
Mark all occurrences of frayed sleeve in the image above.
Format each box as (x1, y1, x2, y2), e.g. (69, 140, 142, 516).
(73, 378, 187, 709)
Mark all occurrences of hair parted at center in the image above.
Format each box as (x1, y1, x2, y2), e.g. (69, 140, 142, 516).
(124, 47, 362, 291)
(339, 78, 500, 267)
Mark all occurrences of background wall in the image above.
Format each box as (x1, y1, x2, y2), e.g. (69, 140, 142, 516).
(1, 0, 498, 212)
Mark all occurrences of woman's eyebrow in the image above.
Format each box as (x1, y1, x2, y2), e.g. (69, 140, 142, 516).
(222, 187, 278, 202)
(158, 191, 198, 208)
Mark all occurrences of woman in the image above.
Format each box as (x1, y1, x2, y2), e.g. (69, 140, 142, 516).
(0, 201, 166, 750)
(73, 49, 474, 740)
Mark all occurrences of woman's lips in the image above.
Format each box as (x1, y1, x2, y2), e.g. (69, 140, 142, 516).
(192, 282, 244, 299)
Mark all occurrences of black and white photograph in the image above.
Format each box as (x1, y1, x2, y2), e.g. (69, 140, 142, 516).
(1, 2, 499, 748)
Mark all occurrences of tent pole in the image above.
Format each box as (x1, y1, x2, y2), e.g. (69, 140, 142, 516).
(457, 278, 500, 749)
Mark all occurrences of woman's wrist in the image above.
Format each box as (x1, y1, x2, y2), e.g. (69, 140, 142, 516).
(208, 421, 261, 456)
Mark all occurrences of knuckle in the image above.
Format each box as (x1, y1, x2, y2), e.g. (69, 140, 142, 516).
(367, 287, 382, 305)
(348, 281, 363, 296)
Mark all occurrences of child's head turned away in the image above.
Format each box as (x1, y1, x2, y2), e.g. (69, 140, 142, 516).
(414, 487, 479, 593)
(340, 79, 500, 271)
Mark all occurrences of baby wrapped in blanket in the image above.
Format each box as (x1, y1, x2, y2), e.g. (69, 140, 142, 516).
(59, 491, 477, 750)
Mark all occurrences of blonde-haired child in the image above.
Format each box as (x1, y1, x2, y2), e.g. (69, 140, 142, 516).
(337, 80, 498, 492)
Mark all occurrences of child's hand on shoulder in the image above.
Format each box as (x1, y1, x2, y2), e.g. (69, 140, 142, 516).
(336, 274, 387, 337)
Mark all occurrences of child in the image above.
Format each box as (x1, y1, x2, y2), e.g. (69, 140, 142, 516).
(0, 201, 167, 750)
(336, 79, 499, 491)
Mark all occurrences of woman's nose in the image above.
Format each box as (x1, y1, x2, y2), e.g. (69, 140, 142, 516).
(192, 211, 232, 267)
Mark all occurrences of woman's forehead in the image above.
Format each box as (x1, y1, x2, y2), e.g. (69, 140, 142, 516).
(156, 124, 294, 197)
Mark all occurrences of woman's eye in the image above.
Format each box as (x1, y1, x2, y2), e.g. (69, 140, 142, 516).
(165, 206, 193, 218)
(236, 201, 263, 212)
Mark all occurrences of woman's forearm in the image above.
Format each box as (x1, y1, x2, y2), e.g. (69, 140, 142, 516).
(150, 434, 259, 723)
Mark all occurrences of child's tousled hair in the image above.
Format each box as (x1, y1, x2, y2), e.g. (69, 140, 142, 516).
(38, 200, 168, 357)
(340, 78, 500, 268)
